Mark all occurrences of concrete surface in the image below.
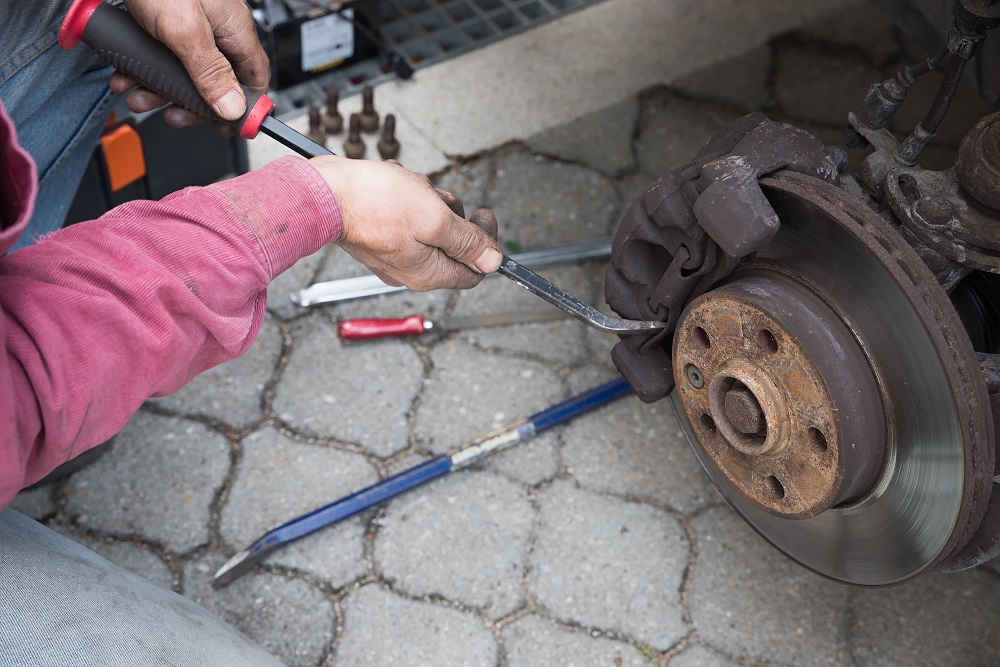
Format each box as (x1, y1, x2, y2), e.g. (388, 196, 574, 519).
(13, 0, 1000, 665)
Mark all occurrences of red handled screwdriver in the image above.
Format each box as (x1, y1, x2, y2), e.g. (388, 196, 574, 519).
(337, 310, 570, 341)
(59, 0, 332, 159)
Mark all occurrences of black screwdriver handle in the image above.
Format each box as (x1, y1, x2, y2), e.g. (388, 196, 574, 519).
(59, 0, 274, 139)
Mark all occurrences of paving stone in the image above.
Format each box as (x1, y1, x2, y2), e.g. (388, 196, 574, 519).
(312, 245, 449, 322)
(330, 584, 497, 666)
(635, 92, 738, 178)
(850, 569, 1000, 667)
(502, 613, 648, 667)
(390, 353, 561, 488)
(376, 470, 534, 618)
(220, 427, 375, 587)
(672, 45, 772, 112)
(529, 480, 688, 650)
(184, 552, 335, 667)
(489, 150, 619, 251)
(414, 339, 565, 454)
(483, 437, 560, 487)
(525, 98, 639, 178)
(566, 364, 625, 397)
(273, 315, 423, 455)
(774, 47, 883, 126)
(64, 411, 230, 553)
(797, 0, 900, 65)
(433, 158, 494, 213)
(669, 644, 742, 667)
(150, 317, 281, 429)
(52, 525, 175, 590)
(8, 485, 56, 520)
(268, 244, 331, 320)
(690, 507, 850, 666)
(562, 392, 718, 514)
(452, 264, 598, 368)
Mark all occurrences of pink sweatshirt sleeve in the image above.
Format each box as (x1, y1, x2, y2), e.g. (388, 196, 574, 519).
(0, 155, 342, 506)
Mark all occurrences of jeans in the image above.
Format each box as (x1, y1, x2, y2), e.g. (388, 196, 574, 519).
(0, 4, 282, 665)
(0, 510, 284, 667)
(0, 0, 118, 250)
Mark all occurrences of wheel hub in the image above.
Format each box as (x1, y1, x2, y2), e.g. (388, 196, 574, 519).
(674, 272, 887, 518)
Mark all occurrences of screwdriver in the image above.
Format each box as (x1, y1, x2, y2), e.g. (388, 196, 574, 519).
(337, 309, 569, 341)
(59, 0, 331, 159)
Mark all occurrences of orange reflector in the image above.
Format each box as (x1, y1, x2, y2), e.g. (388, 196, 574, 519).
(100, 123, 146, 192)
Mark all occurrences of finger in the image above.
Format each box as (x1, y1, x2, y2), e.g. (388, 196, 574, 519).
(125, 88, 169, 114)
(109, 72, 138, 94)
(468, 208, 499, 241)
(206, 1, 271, 92)
(421, 249, 486, 290)
(375, 271, 404, 288)
(421, 208, 503, 275)
(155, 11, 246, 120)
(163, 106, 208, 128)
(435, 189, 465, 219)
(211, 121, 236, 139)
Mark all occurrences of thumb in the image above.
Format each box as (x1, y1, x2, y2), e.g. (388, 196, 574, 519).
(432, 209, 503, 275)
(160, 16, 246, 120)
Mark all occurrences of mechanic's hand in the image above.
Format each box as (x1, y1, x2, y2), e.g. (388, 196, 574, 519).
(108, 0, 269, 134)
(310, 157, 503, 291)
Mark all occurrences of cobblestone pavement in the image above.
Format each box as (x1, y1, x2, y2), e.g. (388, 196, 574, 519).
(13, 4, 1000, 666)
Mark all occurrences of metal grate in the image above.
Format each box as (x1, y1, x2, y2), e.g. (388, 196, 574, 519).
(271, 0, 601, 118)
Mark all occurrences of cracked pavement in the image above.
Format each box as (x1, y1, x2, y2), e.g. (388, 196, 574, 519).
(12, 3, 1000, 665)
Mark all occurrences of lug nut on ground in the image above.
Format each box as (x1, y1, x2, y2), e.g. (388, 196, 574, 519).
(323, 86, 343, 134)
(307, 104, 326, 146)
(378, 114, 400, 160)
(344, 114, 366, 159)
(359, 86, 379, 133)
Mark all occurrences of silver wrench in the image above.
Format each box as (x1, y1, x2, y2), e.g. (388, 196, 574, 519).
(497, 255, 667, 335)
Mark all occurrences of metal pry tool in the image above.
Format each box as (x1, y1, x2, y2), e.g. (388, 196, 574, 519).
(60, 0, 332, 159)
(212, 377, 633, 588)
(497, 255, 668, 334)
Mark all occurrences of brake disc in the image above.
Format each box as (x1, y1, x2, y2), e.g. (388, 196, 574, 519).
(670, 171, 994, 586)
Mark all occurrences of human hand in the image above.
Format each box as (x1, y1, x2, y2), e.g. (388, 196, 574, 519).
(108, 0, 269, 134)
(310, 157, 503, 291)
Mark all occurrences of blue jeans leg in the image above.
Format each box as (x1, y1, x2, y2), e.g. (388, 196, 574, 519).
(0, 510, 284, 666)
(0, 0, 119, 250)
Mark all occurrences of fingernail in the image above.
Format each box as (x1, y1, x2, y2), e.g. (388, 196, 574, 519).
(216, 89, 246, 120)
(474, 248, 502, 274)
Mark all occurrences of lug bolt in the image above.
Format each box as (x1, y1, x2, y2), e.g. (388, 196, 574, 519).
(344, 114, 366, 159)
(378, 114, 400, 160)
(359, 86, 380, 133)
(306, 104, 326, 147)
(323, 86, 343, 134)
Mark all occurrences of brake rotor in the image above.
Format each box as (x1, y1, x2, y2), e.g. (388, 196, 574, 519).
(670, 171, 994, 586)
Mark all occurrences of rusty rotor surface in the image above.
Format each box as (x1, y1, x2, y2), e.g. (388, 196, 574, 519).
(674, 270, 886, 519)
(670, 171, 994, 586)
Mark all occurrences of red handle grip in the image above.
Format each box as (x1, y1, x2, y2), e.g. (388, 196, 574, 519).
(59, 0, 273, 139)
(338, 315, 429, 341)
